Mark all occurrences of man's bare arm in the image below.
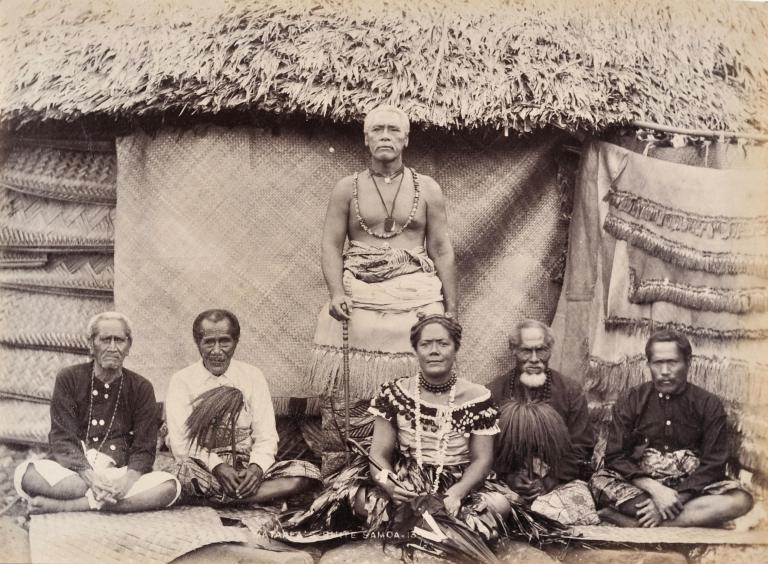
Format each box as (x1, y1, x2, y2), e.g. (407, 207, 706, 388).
(424, 179, 458, 316)
(321, 178, 352, 320)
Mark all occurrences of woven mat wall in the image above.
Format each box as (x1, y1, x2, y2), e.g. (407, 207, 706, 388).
(551, 140, 768, 475)
(0, 138, 115, 442)
(115, 126, 568, 407)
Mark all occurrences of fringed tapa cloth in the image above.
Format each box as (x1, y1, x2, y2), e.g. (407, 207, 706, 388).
(284, 451, 513, 543)
(589, 448, 747, 509)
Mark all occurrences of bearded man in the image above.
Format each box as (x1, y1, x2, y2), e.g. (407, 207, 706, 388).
(308, 104, 457, 474)
(489, 319, 598, 525)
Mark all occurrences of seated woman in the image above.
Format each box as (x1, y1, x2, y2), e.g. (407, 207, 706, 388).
(285, 313, 515, 543)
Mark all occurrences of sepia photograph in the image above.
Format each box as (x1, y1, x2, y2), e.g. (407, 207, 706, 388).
(0, 0, 766, 562)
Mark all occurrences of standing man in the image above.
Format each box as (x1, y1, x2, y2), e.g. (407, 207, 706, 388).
(308, 104, 457, 474)
(589, 330, 753, 527)
(489, 319, 598, 525)
(166, 309, 320, 506)
(14, 312, 180, 513)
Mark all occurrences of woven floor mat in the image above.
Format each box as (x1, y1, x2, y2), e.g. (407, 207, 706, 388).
(216, 507, 282, 536)
(0, 345, 87, 401)
(0, 399, 49, 443)
(569, 525, 768, 544)
(30, 506, 247, 564)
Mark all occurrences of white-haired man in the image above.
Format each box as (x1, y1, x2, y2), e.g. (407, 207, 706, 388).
(490, 319, 598, 525)
(308, 104, 457, 474)
(14, 312, 180, 513)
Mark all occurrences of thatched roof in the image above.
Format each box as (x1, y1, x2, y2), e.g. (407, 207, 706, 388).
(1, 0, 767, 134)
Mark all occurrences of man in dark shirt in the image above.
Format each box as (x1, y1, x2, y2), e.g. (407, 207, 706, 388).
(589, 329, 753, 527)
(14, 312, 180, 513)
(489, 319, 598, 525)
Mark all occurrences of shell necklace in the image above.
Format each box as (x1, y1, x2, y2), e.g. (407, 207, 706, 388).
(413, 375, 456, 494)
(353, 168, 420, 239)
(84, 365, 125, 464)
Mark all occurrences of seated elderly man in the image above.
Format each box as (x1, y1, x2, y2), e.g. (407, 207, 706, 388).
(489, 319, 598, 525)
(166, 309, 321, 506)
(590, 330, 753, 527)
(14, 312, 180, 513)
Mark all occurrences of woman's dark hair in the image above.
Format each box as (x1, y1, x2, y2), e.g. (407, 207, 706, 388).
(409, 312, 463, 350)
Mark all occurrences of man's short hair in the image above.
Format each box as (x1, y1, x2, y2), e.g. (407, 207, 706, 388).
(508, 319, 555, 349)
(86, 312, 133, 342)
(644, 329, 692, 364)
(192, 309, 241, 343)
(363, 104, 410, 135)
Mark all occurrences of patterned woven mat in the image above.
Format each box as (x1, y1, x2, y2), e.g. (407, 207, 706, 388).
(0, 250, 48, 268)
(29, 506, 247, 564)
(569, 525, 768, 545)
(0, 345, 87, 401)
(115, 126, 568, 410)
(0, 142, 116, 204)
(0, 399, 49, 443)
(0, 254, 113, 297)
(0, 333, 89, 354)
(0, 188, 115, 239)
(0, 287, 112, 337)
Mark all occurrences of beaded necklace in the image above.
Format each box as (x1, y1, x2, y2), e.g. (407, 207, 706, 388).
(84, 365, 125, 463)
(353, 168, 420, 239)
(413, 376, 456, 494)
(419, 370, 457, 394)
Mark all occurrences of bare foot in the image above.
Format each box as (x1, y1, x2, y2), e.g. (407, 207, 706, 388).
(598, 507, 640, 527)
(28, 496, 89, 514)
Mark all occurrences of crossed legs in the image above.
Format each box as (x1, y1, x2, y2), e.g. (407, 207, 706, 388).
(19, 462, 179, 514)
(607, 489, 754, 528)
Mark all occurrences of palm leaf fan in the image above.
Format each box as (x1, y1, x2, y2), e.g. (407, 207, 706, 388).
(185, 386, 244, 469)
(496, 399, 571, 479)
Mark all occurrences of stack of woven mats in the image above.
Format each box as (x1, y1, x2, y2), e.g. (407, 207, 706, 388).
(0, 135, 116, 445)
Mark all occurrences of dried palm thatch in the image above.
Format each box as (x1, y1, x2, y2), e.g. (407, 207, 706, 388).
(0, 0, 766, 134)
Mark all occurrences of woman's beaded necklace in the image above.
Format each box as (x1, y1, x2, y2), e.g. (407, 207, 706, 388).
(419, 370, 457, 394)
(84, 365, 125, 463)
(413, 374, 456, 494)
(353, 168, 420, 239)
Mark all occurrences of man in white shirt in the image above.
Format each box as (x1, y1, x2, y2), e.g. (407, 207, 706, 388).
(166, 309, 320, 505)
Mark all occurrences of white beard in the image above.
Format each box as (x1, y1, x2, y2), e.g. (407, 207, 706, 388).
(519, 371, 547, 389)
